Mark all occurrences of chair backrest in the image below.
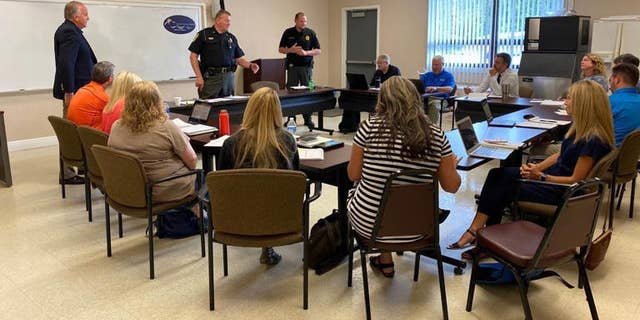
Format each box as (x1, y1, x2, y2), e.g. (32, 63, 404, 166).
(369, 169, 439, 245)
(614, 130, 640, 182)
(91, 145, 148, 208)
(206, 169, 306, 236)
(250, 81, 279, 92)
(531, 179, 607, 269)
(77, 126, 108, 180)
(47, 115, 83, 162)
(587, 149, 617, 179)
(519, 86, 534, 98)
(449, 84, 458, 96)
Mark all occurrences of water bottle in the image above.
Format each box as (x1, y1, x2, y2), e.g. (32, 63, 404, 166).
(219, 109, 230, 136)
(286, 117, 297, 134)
(308, 79, 315, 91)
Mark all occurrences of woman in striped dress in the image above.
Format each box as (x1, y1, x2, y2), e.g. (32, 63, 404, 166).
(347, 76, 461, 277)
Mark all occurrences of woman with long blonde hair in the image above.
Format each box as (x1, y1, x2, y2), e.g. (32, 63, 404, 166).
(347, 76, 461, 277)
(218, 87, 299, 264)
(109, 81, 197, 202)
(580, 53, 609, 92)
(451, 80, 614, 259)
(101, 71, 142, 134)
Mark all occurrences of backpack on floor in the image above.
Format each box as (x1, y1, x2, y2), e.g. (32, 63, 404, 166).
(156, 206, 207, 239)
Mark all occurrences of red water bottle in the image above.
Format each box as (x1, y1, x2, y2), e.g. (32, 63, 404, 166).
(219, 109, 230, 136)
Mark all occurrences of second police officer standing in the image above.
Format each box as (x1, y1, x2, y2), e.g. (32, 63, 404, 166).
(189, 10, 259, 99)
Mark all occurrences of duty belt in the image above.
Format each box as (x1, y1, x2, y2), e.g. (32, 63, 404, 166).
(206, 66, 236, 75)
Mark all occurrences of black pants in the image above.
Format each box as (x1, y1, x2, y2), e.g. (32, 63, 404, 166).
(477, 167, 563, 225)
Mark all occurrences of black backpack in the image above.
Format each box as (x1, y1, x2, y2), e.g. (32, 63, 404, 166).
(156, 206, 207, 239)
(308, 209, 349, 275)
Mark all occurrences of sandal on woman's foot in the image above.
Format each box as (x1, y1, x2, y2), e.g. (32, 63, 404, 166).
(447, 229, 477, 250)
(369, 255, 395, 278)
(461, 247, 488, 261)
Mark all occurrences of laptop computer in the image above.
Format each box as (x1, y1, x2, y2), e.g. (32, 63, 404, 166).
(409, 79, 426, 94)
(346, 73, 370, 90)
(190, 101, 211, 122)
(456, 116, 512, 160)
(481, 99, 516, 127)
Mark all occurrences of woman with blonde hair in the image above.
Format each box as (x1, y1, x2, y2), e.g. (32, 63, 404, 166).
(109, 81, 197, 202)
(581, 53, 609, 91)
(451, 80, 614, 259)
(101, 71, 142, 134)
(347, 76, 461, 277)
(218, 87, 299, 265)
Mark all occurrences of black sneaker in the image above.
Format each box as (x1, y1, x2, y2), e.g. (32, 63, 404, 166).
(259, 247, 282, 265)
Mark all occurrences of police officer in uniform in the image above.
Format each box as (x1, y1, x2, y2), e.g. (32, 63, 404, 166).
(189, 10, 259, 99)
(279, 12, 321, 128)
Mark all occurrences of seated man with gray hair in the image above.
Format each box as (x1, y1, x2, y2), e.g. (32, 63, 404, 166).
(369, 54, 401, 87)
(420, 55, 456, 123)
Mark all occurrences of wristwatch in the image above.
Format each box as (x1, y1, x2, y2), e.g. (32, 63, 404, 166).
(539, 173, 548, 181)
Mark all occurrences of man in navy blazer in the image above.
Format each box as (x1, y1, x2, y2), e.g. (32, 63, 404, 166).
(53, 1, 97, 119)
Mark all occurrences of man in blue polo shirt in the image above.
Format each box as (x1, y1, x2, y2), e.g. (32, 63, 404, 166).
(608, 63, 640, 146)
(613, 53, 640, 92)
(420, 55, 456, 123)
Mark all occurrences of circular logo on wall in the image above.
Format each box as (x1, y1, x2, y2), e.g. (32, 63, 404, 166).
(163, 15, 196, 34)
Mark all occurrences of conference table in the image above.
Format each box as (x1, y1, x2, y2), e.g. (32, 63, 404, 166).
(170, 87, 338, 134)
(454, 96, 540, 123)
(337, 88, 445, 132)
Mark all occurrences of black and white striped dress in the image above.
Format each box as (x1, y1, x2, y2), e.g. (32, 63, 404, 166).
(347, 116, 453, 243)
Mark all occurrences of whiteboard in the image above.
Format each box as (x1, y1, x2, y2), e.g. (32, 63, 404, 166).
(0, 0, 205, 93)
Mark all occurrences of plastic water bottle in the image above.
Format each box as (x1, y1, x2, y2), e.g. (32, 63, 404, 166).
(286, 117, 297, 134)
(308, 79, 315, 91)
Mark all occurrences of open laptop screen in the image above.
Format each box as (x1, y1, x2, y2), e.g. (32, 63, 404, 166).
(456, 116, 480, 151)
(346, 73, 369, 90)
(191, 102, 211, 122)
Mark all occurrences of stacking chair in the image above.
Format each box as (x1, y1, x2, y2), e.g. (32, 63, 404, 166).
(47, 116, 90, 219)
(604, 130, 640, 225)
(516, 149, 616, 220)
(250, 80, 279, 92)
(429, 84, 458, 129)
(466, 179, 607, 320)
(91, 145, 204, 279)
(77, 126, 119, 226)
(205, 169, 321, 310)
(346, 169, 449, 320)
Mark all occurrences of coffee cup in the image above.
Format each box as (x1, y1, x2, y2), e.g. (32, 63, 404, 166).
(173, 96, 182, 106)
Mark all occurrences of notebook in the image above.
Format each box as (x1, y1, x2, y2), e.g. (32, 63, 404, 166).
(346, 73, 370, 90)
(456, 116, 513, 160)
(481, 99, 516, 127)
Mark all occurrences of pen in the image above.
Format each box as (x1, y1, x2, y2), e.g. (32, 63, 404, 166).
(537, 119, 557, 123)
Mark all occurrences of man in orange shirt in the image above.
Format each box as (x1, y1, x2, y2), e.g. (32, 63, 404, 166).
(67, 61, 114, 129)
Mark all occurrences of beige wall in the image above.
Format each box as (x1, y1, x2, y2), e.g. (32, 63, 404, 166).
(574, 0, 640, 19)
(327, 0, 428, 87)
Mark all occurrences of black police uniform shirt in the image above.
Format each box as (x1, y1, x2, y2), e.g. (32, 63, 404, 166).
(189, 27, 245, 71)
(279, 27, 320, 67)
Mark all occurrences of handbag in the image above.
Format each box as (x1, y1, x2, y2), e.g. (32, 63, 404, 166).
(308, 209, 349, 275)
(584, 204, 612, 271)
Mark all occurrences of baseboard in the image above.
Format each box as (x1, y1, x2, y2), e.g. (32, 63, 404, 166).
(8, 136, 57, 152)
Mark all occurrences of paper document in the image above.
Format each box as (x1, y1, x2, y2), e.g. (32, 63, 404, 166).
(204, 98, 232, 103)
(369, 87, 381, 91)
(204, 135, 230, 147)
(516, 120, 558, 129)
(487, 94, 503, 99)
(290, 85, 309, 90)
(540, 100, 566, 107)
(481, 140, 522, 150)
(172, 118, 218, 136)
(299, 148, 324, 160)
(555, 109, 568, 116)
(226, 95, 249, 99)
(467, 92, 489, 99)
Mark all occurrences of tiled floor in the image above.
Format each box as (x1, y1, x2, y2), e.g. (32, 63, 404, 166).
(1, 113, 638, 319)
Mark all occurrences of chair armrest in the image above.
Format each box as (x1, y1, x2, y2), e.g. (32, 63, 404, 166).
(305, 180, 322, 204)
(150, 169, 200, 186)
(517, 178, 572, 189)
